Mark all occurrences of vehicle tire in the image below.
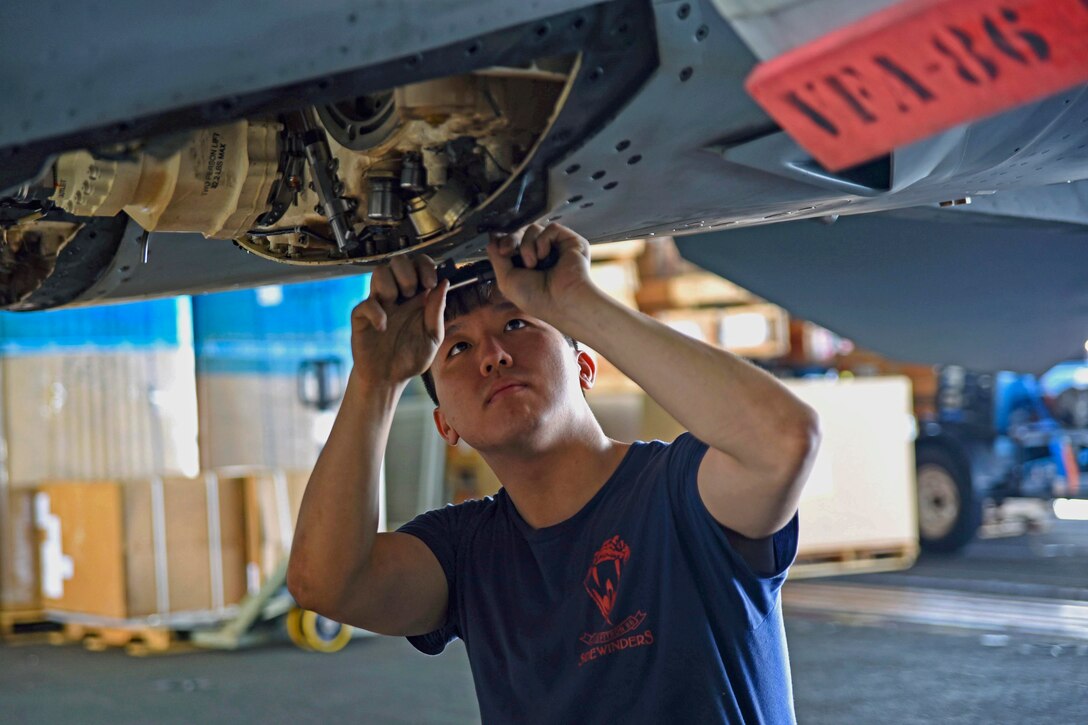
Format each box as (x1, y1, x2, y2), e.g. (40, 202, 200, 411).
(916, 446, 981, 553)
(299, 610, 353, 653)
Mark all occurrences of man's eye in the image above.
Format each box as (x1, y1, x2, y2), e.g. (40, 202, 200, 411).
(506, 319, 528, 331)
(448, 341, 469, 358)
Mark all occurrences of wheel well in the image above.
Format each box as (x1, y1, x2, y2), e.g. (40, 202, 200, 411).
(916, 436, 972, 484)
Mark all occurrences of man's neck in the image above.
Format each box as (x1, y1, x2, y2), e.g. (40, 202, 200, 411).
(482, 422, 630, 530)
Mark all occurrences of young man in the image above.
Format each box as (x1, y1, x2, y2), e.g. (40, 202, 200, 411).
(288, 223, 820, 723)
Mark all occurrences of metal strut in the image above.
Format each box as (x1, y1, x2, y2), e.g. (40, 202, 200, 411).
(300, 110, 360, 254)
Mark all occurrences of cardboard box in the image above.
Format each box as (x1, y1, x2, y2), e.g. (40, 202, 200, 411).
(36, 476, 247, 619)
(718, 304, 790, 360)
(635, 272, 759, 312)
(191, 277, 367, 471)
(197, 374, 335, 470)
(832, 348, 939, 420)
(652, 308, 722, 346)
(589, 259, 640, 310)
(216, 463, 393, 592)
(653, 305, 791, 360)
(0, 297, 200, 485)
(634, 237, 688, 279)
(589, 240, 646, 262)
(786, 377, 918, 556)
(0, 487, 41, 612)
(215, 467, 310, 591)
(1, 350, 201, 484)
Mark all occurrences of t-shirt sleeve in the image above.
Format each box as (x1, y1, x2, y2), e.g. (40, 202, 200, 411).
(396, 504, 465, 655)
(664, 432, 799, 629)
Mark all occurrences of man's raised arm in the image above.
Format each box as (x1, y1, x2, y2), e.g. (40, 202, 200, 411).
(488, 224, 820, 541)
(287, 257, 452, 636)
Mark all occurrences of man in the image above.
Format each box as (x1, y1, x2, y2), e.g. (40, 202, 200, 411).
(288, 223, 820, 723)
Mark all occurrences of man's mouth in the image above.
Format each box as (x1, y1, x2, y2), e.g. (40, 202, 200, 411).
(486, 382, 526, 405)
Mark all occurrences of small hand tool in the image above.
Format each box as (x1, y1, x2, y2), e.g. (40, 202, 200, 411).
(440, 246, 561, 291)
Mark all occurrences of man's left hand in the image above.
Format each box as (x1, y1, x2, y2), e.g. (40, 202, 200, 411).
(486, 222, 594, 324)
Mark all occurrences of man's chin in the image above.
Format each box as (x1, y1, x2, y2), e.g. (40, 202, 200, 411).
(465, 408, 548, 451)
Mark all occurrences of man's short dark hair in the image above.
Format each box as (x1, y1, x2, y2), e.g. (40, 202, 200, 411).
(421, 280, 578, 406)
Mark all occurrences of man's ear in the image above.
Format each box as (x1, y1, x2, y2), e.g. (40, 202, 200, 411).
(432, 408, 461, 446)
(576, 349, 597, 391)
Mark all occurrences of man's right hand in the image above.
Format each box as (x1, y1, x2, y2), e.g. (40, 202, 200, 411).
(351, 254, 448, 388)
(290, 252, 451, 637)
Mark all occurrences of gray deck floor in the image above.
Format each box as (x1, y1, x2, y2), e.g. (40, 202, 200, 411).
(3, 520, 1086, 724)
(3, 618, 1086, 724)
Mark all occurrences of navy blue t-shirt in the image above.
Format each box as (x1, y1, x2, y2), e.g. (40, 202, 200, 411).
(397, 433, 799, 724)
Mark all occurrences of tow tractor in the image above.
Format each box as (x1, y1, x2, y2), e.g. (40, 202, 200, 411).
(916, 360, 1088, 552)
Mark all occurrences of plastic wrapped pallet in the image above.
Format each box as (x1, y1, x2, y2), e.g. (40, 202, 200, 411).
(193, 276, 369, 471)
(0, 487, 41, 614)
(36, 476, 247, 620)
(0, 298, 200, 484)
(217, 464, 394, 592)
(215, 467, 310, 592)
(783, 376, 918, 565)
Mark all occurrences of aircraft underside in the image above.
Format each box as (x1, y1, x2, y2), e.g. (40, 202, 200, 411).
(0, 0, 1086, 370)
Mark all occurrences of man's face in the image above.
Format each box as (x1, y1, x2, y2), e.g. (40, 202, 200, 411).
(430, 292, 588, 451)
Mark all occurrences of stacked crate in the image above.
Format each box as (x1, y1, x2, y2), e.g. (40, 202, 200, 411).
(0, 298, 200, 484)
(0, 488, 39, 632)
(191, 276, 368, 471)
(36, 475, 248, 619)
(0, 276, 400, 644)
(192, 276, 380, 589)
(0, 298, 202, 633)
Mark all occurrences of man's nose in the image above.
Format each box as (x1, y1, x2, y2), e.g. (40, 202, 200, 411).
(479, 338, 513, 375)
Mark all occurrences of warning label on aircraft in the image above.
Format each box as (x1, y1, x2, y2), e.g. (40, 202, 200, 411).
(745, 0, 1088, 171)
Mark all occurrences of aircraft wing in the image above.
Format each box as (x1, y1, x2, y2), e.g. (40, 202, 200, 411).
(676, 193, 1088, 373)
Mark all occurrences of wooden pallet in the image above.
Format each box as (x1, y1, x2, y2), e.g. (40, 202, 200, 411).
(790, 542, 918, 580)
(0, 608, 58, 643)
(51, 621, 197, 656)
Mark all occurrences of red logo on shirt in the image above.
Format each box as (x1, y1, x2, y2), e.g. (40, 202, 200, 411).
(578, 535, 655, 667)
(583, 535, 630, 625)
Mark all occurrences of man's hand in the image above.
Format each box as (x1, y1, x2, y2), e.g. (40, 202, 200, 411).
(486, 223, 594, 325)
(290, 252, 451, 637)
(351, 254, 448, 388)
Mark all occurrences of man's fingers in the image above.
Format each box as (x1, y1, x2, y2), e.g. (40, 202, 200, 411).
(534, 224, 561, 264)
(416, 254, 438, 291)
(487, 222, 587, 274)
(374, 254, 438, 306)
(519, 223, 546, 267)
(486, 235, 516, 279)
(389, 255, 419, 298)
(544, 222, 589, 260)
(353, 297, 388, 331)
(497, 227, 525, 252)
(350, 299, 371, 331)
(370, 265, 399, 304)
(423, 279, 449, 341)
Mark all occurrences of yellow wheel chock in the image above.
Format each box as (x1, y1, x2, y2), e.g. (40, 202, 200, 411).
(286, 606, 353, 653)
